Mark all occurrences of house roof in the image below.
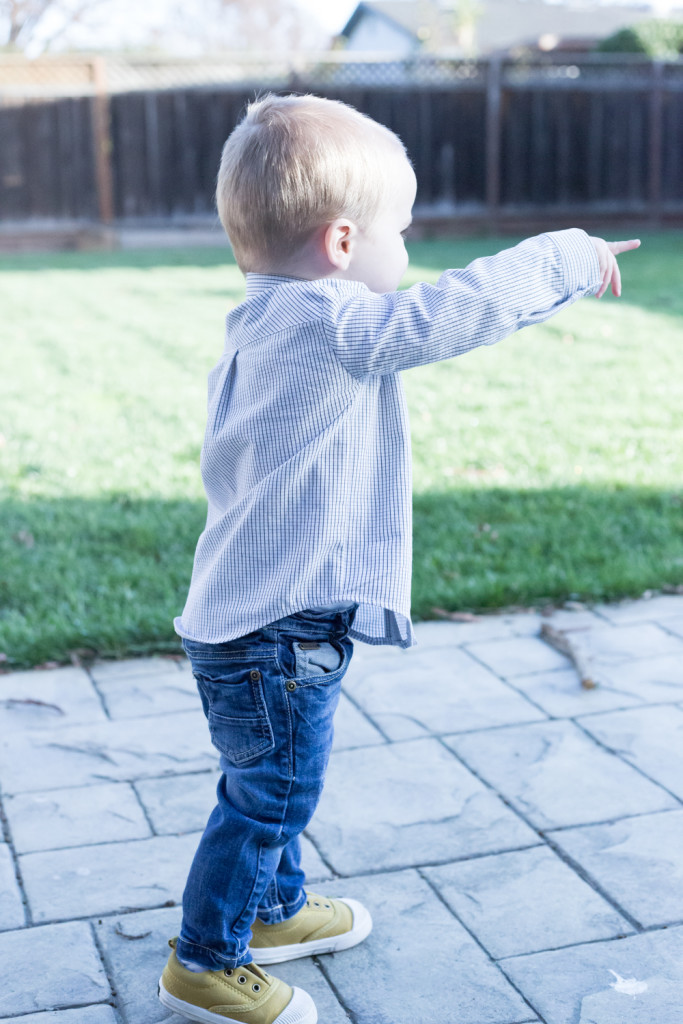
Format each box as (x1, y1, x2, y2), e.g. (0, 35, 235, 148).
(340, 0, 683, 54)
(341, 2, 461, 48)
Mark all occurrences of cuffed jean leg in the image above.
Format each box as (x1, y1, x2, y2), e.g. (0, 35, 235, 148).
(177, 767, 286, 969)
(256, 837, 307, 924)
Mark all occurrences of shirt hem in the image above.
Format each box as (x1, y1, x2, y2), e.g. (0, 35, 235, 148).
(348, 626, 416, 649)
(174, 601, 416, 650)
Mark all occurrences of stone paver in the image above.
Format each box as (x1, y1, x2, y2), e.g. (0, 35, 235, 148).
(320, 870, 538, 1024)
(20, 833, 200, 922)
(540, 608, 607, 631)
(447, 719, 677, 830)
(133, 770, 220, 834)
(549, 809, 683, 929)
(0, 841, 25, 930)
(466, 635, 571, 677)
(502, 924, 683, 1024)
(509, 667, 643, 718)
(561, 622, 683, 666)
(297, 834, 335, 882)
(95, 906, 184, 1024)
(0, 710, 217, 794)
(590, 652, 683, 704)
(578, 704, 683, 800)
(342, 646, 546, 740)
(1, 594, 681, 1024)
(332, 690, 386, 749)
(0, 921, 111, 1017)
(5, 1008, 119, 1024)
(5, 782, 151, 853)
(595, 594, 683, 624)
(0, 666, 106, 731)
(91, 662, 201, 719)
(308, 737, 540, 874)
(89, 656, 184, 680)
(424, 845, 632, 958)
(660, 614, 683, 639)
(411, 612, 545, 647)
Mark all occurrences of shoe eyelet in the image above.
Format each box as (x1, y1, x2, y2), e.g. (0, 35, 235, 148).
(238, 975, 247, 984)
(224, 968, 233, 977)
(324, 903, 331, 908)
(314, 901, 320, 907)
(253, 983, 261, 992)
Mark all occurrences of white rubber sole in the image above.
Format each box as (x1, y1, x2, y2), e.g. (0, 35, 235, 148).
(158, 978, 317, 1024)
(250, 897, 373, 965)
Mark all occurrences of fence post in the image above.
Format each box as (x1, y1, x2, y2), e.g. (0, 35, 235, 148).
(90, 57, 114, 224)
(648, 59, 663, 226)
(485, 56, 503, 229)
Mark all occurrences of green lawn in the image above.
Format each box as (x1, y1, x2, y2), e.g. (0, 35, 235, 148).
(1, 232, 682, 668)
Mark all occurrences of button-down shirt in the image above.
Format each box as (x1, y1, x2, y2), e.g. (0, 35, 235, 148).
(175, 228, 600, 648)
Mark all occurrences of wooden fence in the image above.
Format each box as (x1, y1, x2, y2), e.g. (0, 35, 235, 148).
(1, 56, 682, 229)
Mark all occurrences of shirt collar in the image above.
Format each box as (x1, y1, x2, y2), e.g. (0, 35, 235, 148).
(244, 273, 368, 298)
(245, 273, 305, 297)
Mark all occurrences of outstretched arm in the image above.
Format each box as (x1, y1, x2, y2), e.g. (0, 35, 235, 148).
(327, 230, 641, 379)
(329, 229, 599, 378)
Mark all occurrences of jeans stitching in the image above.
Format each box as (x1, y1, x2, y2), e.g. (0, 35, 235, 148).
(261, 877, 279, 912)
(185, 650, 278, 661)
(232, 837, 269, 952)
(273, 629, 296, 780)
(258, 890, 305, 917)
(209, 728, 273, 764)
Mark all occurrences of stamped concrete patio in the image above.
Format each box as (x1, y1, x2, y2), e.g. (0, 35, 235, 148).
(1, 594, 683, 1024)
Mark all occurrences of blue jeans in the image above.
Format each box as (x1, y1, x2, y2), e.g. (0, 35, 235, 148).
(176, 605, 357, 970)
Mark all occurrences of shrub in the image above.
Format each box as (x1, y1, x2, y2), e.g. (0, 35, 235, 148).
(597, 18, 683, 59)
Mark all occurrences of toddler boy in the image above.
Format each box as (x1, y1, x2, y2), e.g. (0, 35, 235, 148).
(159, 94, 639, 1024)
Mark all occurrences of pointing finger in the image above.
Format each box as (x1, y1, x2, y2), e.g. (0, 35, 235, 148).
(607, 239, 641, 255)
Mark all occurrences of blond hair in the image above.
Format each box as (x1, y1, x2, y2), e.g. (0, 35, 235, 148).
(216, 93, 407, 273)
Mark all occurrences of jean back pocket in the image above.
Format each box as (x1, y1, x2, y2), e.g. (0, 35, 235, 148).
(193, 664, 275, 766)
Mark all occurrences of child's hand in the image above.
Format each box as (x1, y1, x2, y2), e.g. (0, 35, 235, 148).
(589, 237, 641, 299)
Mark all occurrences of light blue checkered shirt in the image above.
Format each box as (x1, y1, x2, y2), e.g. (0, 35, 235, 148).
(175, 229, 600, 648)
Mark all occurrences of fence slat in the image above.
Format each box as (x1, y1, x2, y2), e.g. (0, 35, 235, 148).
(90, 57, 114, 223)
(648, 61, 664, 217)
(485, 56, 502, 217)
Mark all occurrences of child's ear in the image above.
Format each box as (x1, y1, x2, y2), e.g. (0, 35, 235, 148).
(324, 219, 357, 271)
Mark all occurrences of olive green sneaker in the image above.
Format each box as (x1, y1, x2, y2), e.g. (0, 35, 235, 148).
(158, 939, 316, 1024)
(249, 891, 372, 964)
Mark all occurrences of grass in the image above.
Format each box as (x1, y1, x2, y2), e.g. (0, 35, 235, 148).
(1, 232, 682, 668)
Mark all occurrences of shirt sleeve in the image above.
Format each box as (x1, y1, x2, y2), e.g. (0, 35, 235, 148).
(326, 228, 601, 379)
